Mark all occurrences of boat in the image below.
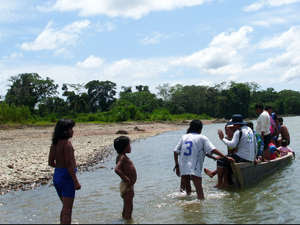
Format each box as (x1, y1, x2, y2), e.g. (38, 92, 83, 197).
(230, 152, 295, 189)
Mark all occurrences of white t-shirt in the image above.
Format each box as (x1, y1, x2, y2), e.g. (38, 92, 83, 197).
(174, 133, 215, 177)
(222, 125, 256, 162)
(256, 110, 271, 136)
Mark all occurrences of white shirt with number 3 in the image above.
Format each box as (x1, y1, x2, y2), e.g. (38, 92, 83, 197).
(174, 133, 215, 177)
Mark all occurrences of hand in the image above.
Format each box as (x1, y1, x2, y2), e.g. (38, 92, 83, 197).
(124, 176, 131, 185)
(218, 129, 224, 140)
(74, 181, 81, 190)
(226, 156, 235, 162)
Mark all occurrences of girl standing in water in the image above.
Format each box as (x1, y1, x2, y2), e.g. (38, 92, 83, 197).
(48, 119, 81, 224)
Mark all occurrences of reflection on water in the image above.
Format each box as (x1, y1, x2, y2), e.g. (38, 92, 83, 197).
(0, 117, 300, 223)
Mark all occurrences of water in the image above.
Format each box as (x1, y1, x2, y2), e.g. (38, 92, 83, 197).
(1, 117, 300, 224)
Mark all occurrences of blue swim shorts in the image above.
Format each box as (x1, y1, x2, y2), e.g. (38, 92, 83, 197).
(53, 168, 77, 198)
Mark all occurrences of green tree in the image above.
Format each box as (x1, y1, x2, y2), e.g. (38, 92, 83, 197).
(85, 80, 117, 112)
(5, 73, 58, 111)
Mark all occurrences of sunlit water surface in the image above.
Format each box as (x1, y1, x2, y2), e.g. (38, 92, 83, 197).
(1, 117, 300, 224)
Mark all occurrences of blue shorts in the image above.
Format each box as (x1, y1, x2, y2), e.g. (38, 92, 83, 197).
(53, 168, 77, 198)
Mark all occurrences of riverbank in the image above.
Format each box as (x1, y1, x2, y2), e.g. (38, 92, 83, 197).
(0, 120, 213, 195)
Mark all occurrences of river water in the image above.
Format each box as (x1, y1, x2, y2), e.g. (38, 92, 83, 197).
(0, 117, 299, 224)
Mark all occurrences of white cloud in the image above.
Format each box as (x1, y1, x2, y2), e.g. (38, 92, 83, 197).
(250, 26, 300, 82)
(171, 26, 253, 74)
(244, 0, 300, 12)
(140, 32, 169, 45)
(48, 0, 212, 19)
(251, 17, 286, 27)
(21, 20, 90, 52)
(77, 55, 104, 68)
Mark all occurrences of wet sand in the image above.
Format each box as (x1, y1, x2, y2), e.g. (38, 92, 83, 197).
(0, 120, 213, 194)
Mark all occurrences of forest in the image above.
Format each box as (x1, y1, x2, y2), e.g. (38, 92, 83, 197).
(1, 73, 300, 124)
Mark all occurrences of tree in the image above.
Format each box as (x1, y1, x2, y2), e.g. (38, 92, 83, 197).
(5, 73, 58, 111)
(85, 80, 117, 112)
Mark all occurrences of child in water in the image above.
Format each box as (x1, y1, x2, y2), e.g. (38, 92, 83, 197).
(48, 119, 81, 224)
(114, 136, 137, 220)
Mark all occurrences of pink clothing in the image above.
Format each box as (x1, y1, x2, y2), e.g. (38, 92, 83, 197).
(278, 146, 293, 156)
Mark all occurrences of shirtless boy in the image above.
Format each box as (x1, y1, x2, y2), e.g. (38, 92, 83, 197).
(48, 119, 81, 224)
(114, 136, 137, 220)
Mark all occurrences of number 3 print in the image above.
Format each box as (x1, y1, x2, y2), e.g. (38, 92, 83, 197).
(184, 141, 193, 156)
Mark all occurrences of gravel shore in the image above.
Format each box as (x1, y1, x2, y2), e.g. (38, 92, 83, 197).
(1, 121, 214, 195)
(0, 120, 214, 195)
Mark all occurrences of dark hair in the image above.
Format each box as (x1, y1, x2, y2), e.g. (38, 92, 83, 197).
(114, 136, 130, 154)
(282, 138, 288, 147)
(247, 121, 254, 130)
(265, 105, 272, 110)
(52, 119, 75, 145)
(187, 120, 203, 134)
(255, 103, 264, 110)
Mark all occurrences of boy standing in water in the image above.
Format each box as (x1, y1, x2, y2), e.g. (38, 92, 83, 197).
(114, 136, 137, 220)
(48, 119, 81, 224)
(173, 120, 231, 199)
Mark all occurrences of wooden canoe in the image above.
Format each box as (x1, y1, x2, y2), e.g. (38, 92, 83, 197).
(230, 152, 295, 189)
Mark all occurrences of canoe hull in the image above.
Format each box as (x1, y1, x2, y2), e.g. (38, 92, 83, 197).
(230, 152, 294, 188)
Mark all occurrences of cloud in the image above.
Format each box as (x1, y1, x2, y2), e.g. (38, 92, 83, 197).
(250, 26, 300, 82)
(171, 26, 253, 74)
(20, 20, 90, 52)
(244, 0, 300, 12)
(48, 0, 212, 19)
(140, 32, 169, 45)
(77, 55, 104, 68)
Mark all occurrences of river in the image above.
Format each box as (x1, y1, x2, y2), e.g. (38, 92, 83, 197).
(0, 116, 299, 224)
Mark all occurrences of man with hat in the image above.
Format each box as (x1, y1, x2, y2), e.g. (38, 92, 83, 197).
(215, 114, 256, 188)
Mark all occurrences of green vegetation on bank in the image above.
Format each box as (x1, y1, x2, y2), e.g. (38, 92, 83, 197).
(1, 73, 300, 125)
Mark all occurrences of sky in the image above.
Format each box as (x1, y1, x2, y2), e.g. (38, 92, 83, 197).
(1, 0, 300, 97)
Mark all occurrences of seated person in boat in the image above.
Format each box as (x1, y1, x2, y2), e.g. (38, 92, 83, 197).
(268, 140, 280, 160)
(277, 139, 294, 157)
(277, 117, 290, 146)
(215, 114, 256, 188)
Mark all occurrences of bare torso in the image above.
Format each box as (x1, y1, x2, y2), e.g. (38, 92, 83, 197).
(116, 154, 137, 185)
(51, 139, 76, 168)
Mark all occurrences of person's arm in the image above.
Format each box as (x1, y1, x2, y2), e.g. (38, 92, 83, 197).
(64, 142, 81, 190)
(173, 152, 180, 177)
(48, 145, 56, 168)
(211, 149, 235, 162)
(219, 129, 240, 149)
(115, 155, 131, 184)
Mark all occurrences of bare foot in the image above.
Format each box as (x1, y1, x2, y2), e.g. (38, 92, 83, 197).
(204, 168, 215, 178)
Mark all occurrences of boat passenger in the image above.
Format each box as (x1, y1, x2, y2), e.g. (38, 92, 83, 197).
(255, 104, 272, 161)
(277, 139, 294, 157)
(173, 120, 231, 199)
(277, 117, 290, 146)
(216, 114, 256, 188)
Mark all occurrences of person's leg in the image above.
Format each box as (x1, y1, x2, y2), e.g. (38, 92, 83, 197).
(122, 188, 134, 220)
(191, 175, 204, 200)
(61, 197, 74, 224)
(181, 175, 192, 195)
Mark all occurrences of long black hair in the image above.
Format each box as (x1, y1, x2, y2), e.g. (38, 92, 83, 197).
(187, 119, 203, 134)
(52, 119, 75, 145)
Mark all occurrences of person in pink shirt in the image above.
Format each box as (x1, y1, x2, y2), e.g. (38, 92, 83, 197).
(278, 139, 294, 157)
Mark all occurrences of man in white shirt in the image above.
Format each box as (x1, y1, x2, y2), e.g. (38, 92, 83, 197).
(255, 104, 272, 160)
(216, 114, 256, 188)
